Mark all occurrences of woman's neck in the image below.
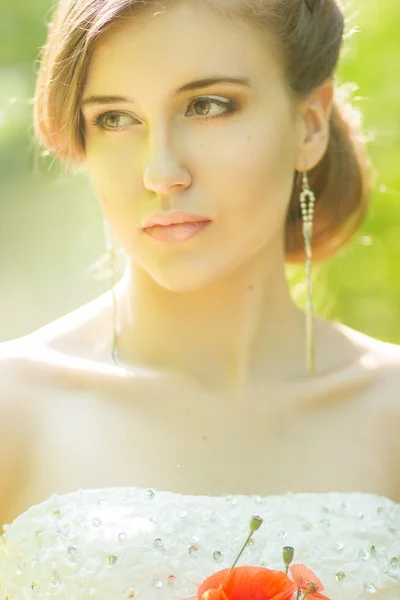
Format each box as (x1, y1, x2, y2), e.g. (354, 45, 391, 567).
(113, 244, 308, 391)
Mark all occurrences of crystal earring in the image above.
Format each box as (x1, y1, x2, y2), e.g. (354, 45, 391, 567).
(103, 219, 119, 365)
(300, 170, 316, 373)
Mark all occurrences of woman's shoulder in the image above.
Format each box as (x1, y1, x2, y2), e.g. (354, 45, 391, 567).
(336, 323, 400, 408)
(0, 291, 113, 378)
(0, 337, 44, 435)
(339, 323, 400, 374)
(0, 337, 30, 394)
(0, 333, 45, 385)
(0, 339, 39, 530)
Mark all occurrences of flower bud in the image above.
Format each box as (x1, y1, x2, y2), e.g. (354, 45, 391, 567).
(229, 516, 264, 572)
(282, 546, 295, 567)
(249, 516, 263, 532)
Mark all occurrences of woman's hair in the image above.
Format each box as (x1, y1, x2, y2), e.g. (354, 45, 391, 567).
(33, 0, 373, 263)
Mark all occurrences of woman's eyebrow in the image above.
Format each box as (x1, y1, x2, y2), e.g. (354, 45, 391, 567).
(177, 76, 251, 93)
(81, 76, 251, 107)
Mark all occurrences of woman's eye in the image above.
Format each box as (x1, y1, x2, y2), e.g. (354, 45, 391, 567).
(91, 112, 135, 131)
(186, 97, 236, 119)
(91, 97, 236, 131)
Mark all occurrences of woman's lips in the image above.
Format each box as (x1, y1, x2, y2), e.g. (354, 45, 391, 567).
(143, 221, 211, 242)
(141, 211, 212, 242)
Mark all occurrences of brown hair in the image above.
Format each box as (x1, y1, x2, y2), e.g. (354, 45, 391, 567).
(33, 0, 373, 262)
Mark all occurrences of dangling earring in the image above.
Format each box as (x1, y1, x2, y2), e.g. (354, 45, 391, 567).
(300, 169, 316, 373)
(103, 219, 119, 365)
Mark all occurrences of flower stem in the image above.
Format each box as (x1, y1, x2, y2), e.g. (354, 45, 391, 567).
(229, 531, 253, 573)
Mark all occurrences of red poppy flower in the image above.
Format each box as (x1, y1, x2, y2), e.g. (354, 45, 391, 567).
(290, 564, 331, 600)
(198, 566, 298, 600)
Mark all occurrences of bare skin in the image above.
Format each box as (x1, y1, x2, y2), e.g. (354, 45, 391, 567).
(1, 287, 400, 530)
(1, 2, 399, 529)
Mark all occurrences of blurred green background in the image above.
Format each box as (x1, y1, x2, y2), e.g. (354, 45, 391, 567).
(0, 0, 399, 344)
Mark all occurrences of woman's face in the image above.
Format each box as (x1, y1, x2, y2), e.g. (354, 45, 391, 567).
(82, 1, 303, 291)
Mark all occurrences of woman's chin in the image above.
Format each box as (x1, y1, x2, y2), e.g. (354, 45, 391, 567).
(144, 267, 223, 294)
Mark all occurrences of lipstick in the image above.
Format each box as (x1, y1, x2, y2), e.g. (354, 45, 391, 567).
(141, 211, 212, 242)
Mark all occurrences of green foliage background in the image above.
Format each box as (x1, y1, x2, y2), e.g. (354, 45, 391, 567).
(0, 0, 399, 343)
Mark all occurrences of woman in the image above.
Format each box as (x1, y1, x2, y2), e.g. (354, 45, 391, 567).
(0, 1, 399, 596)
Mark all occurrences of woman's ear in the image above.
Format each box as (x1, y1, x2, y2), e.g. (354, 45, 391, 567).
(295, 78, 334, 171)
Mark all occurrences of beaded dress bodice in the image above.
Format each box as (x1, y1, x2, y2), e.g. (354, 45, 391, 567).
(0, 487, 399, 600)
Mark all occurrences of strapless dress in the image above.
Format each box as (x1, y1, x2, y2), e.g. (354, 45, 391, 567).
(0, 486, 399, 600)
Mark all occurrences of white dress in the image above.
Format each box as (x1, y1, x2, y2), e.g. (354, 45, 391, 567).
(0, 486, 399, 600)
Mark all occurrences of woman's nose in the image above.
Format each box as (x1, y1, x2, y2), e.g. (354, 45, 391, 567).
(143, 129, 192, 195)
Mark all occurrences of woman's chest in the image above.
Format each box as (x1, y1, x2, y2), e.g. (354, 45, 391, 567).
(24, 379, 394, 508)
